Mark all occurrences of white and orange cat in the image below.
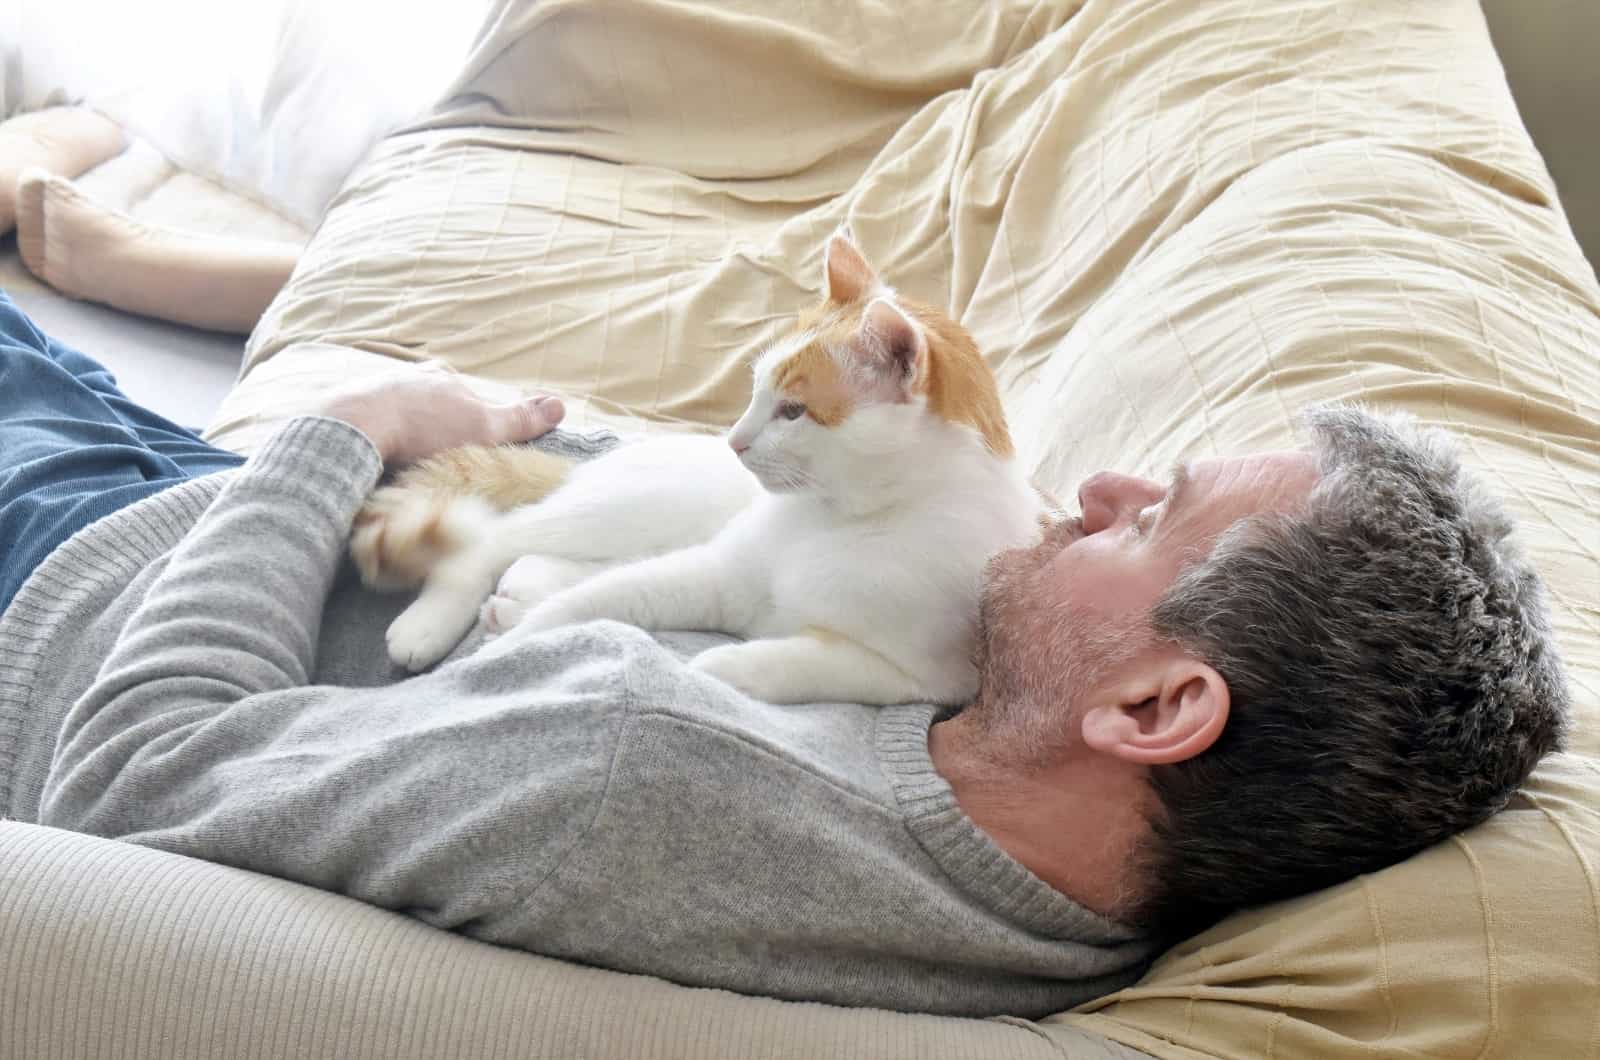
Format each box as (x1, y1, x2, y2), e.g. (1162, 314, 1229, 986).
(352, 231, 1044, 705)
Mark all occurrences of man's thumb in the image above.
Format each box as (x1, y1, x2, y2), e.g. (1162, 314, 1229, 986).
(503, 394, 565, 441)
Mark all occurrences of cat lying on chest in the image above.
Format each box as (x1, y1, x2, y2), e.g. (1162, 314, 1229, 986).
(351, 231, 1046, 705)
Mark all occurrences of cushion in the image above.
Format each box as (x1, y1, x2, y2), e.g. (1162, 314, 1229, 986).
(0, 820, 1143, 1060)
(210, 0, 1079, 446)
(219, 0, 1600, 1055)
(1065, 753, 1600, 1057)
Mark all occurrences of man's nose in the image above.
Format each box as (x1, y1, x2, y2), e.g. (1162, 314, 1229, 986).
(1078, 471, 1163, 534)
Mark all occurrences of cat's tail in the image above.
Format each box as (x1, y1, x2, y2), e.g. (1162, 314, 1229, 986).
(350, 444, 576, 591)
(400, 444, 576, 509)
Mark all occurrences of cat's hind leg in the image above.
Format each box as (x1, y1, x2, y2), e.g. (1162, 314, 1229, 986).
(351, 445, 574, 591)
(351, 489, 497, 591)
(476, 545, 746, 662)
(387, 485, 727, 671)
(386, 436, 756, 671)
(385, 513, 595, 669)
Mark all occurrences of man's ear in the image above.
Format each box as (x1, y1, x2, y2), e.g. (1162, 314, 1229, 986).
(823, 226, 880, 304)
(1079, 655, 1230, 766)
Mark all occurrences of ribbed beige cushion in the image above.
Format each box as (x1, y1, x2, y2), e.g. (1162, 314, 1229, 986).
(0, 820, 1138, 1060)
(197, 0, 1598, 1055)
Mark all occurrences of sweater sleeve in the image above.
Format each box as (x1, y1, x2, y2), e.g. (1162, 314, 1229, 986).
(48, 416, 384, 757)
(35, 417, 626, 928)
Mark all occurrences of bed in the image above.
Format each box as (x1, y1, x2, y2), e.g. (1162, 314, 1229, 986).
(4, 1, 1598, 1056)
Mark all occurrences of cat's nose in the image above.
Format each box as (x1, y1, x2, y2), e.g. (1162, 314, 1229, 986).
(730, 438, 750, 456)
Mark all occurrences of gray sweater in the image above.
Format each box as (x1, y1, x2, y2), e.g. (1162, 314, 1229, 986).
(0, 417, 1153, 1018)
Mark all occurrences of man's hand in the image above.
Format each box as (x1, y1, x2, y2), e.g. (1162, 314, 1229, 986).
(316, 364, 566, 465)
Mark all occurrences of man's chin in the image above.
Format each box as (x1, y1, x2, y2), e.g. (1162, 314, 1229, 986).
(986, 516, 1077, 580)
(1045, 515, 1085, 549)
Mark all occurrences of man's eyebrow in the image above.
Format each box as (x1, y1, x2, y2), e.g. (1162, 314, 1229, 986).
(1159, 462, 1193, 526)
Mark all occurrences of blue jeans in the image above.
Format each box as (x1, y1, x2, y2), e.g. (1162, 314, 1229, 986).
(0, 290, 245, 614)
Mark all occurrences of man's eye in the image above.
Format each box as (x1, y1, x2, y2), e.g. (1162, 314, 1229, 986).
(777, 401, 807, 421)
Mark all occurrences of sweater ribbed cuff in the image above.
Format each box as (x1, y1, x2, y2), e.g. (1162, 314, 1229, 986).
(242, 416, 385, 507)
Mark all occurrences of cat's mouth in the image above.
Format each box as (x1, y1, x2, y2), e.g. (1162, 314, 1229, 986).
(744, 458, 814, 493)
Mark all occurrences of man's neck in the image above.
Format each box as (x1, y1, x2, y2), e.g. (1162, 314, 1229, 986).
(927, 706, 1148, 922)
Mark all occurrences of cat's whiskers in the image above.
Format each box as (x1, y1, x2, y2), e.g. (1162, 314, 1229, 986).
(746, 456, 818, 494)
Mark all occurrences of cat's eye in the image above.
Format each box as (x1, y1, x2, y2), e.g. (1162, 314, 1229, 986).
(777, 401, 807, 422)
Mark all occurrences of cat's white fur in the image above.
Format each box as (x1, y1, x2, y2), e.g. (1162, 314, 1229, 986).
(384, 237, 1044, 705)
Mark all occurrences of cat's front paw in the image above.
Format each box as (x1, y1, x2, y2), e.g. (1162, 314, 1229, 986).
(691, 642, 781, 701)
(386, 598, 474, 672)
(472, 601, 577, 662)
(481, 592, 531, 633)
(507, 600, 578, 638)
(483, 555, 574, 632)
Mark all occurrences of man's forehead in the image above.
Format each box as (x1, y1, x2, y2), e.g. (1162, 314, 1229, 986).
(1179, 449, 1317, 521)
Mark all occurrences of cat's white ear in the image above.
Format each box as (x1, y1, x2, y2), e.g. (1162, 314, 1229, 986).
(858, 297, 927, 392)
(823, 227, 879, 304)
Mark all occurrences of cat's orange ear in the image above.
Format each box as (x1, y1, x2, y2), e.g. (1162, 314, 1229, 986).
(823, 227, 880, 305)
(857, 297, 926, 393)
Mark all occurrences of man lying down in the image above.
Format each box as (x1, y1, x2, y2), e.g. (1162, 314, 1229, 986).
(0, 292, 1568, 1018)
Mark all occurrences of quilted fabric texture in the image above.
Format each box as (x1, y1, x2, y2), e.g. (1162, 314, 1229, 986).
(211, 0, 1600, 1055)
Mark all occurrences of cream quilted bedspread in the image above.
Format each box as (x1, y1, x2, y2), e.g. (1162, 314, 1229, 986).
(207, 1, 1600, 1056)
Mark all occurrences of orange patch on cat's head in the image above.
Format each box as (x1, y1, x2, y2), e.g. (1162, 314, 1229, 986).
(770, 325, 854, 427)
(769, 228, 1016, 456)
(795, 291, 1014, 457)
(896, 297, 1015, 459)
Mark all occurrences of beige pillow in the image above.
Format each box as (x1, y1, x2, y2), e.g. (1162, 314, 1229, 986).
(1063, 755, 1600, 1057)
(1015, 139, 1600, 1059)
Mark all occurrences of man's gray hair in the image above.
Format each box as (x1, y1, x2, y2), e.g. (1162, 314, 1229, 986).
(1129, 405, 1569, 936)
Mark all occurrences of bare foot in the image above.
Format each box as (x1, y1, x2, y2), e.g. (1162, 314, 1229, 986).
(0, 106, 125, 231)
(15, 169, 151, 299)
(14, 169, 303, 333)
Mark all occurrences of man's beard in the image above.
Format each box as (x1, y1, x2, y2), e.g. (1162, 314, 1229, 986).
(968, 517, 1143, 768)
